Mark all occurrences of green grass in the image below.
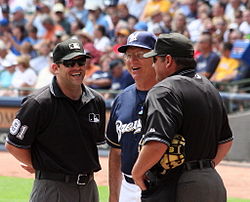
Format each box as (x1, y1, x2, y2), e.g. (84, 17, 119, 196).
(0, 176, 249, 202)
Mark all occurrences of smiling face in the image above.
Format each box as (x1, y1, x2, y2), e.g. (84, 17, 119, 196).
(124, 47, 156, 89)
(53, 56, 87, 88)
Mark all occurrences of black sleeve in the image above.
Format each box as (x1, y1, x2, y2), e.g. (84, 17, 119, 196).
(141, 86, 183, 146)
(7, 98, 43, 148)
(218, 104, 233, 144)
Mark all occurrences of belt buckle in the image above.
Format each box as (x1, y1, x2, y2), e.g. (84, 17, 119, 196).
(77, 174, 88, 185)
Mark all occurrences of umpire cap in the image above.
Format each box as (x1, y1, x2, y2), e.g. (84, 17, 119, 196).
(143, 33, 194, 58)
(52, 38, 91, 63)
(118, 31, 157, 53)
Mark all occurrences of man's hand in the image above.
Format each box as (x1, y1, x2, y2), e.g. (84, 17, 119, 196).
(20, 163, 35, 174)
(132, 172, 147, 191)
(132, 141, 168, 190)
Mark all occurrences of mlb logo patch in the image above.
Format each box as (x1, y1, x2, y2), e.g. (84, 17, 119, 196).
(68, 42, 81, 50)
(89, 113, 100, 123)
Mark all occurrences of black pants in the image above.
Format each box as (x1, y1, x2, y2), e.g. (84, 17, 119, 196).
(176, 168, 226, 202)
(141, 168, 181, 202)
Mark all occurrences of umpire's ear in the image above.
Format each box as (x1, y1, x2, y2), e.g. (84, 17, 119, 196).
(51, 63, 59, 75)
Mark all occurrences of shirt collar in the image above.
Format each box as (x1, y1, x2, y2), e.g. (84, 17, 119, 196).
(50, 76, 95, 104)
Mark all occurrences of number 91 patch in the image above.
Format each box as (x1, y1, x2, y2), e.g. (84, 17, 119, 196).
(10, 119, 28, 140)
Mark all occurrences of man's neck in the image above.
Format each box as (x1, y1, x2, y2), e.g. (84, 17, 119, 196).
(136, 80, 157, 91)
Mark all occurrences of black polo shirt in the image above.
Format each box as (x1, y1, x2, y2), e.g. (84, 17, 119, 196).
(7, 77, 106, 174)
(141, 69, 233, 161)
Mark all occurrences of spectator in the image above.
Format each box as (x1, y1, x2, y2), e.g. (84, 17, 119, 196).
(70, 20, 84, 35)
(117, 3, 136, 22)
(26, 25, 42, 48)
(52, 3, 71, 35)
(210, 42, 240, 82)
(211, 1, 226, 20)
(0, 3, 10, 22)
(10, 6, 27, 27)
(225, 0, 246, 23)
(239, 9, 250, 38)
(0, 40, 17, 71)
(27, 1, 51, 38)
(84, 3, 110, 35)
(83, 52, 101, 80)
(0, 18, 10, 37)
(147, 8, 167, 35)
(228, 29, 244, 43)
(93, 24, 112, 53)
(19, 41, 36, 59)
(188, 2, 211, 42)
(0, 60, 16, 89)
(174, 0, 198, 24)
(35, 52, 54, 89)
(118, 0, 147, 19)
(140, 0, 172, 21)
(7, 25, 30, 56)
(109, 58, 134, 90)
(171, 13, 190, 38)
(67, 0, 89, 25)
(30, 40, 51, 73)
(11, 55, 37, 96)
(196, 32, 221, 79)
(161, 12, 172, 33)
(213, 17, 228, 41)
(41, 15, 65, 42)
(112, 28, 130, 56)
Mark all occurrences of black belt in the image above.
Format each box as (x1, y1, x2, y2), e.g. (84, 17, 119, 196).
(183, 159, 214, 171)
(35, 170, 93, 186)
(124, 175, 135, 184)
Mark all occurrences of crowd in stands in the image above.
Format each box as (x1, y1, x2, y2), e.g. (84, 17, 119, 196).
(0, 0, 250, 97)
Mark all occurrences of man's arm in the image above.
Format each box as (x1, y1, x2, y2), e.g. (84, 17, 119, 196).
(132, 141, 167, 190)
(5, 142, 34, 173)
(108, 147, 122, 202)
(213, 140, 233, 166)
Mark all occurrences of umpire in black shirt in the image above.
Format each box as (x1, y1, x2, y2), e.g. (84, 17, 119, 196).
(132, 33, 233, 202)
(5, 38, 106, 202)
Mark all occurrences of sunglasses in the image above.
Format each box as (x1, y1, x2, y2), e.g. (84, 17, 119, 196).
(57, 58, 86, 68)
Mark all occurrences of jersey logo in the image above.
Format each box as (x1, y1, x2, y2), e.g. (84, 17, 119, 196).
(89, 113, 100, 123)
(9, 119, 28, 140)
(115, 119, 142, 142)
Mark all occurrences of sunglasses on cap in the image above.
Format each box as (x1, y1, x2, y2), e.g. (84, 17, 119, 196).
(57, 58, 86, 68)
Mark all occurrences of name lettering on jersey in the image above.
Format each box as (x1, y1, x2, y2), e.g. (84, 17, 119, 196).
(128, 32, 140, 43)
(115, 119, 142, 142)
(89, 113, 100, 123)
(10, 119, 28, 140)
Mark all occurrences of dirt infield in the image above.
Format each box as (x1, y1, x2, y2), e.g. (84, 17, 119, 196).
(0, 151, 249, 200)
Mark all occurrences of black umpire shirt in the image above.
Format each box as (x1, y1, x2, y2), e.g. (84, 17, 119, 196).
(140, 69, 233, 161)
(7, 77, 106, 174)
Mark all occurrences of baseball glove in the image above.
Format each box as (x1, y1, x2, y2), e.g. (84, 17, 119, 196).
(158, 134, 185, 175)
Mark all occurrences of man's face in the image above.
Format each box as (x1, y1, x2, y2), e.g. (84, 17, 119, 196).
(125, 47, 155, 83)
(152, 56, 169, 82)
(54, 56, 87, 86)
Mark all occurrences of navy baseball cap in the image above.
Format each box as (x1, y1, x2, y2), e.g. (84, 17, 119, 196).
(52, 38, 91, 63)
(118, 31, 157, 53)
